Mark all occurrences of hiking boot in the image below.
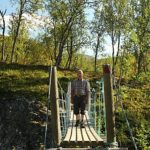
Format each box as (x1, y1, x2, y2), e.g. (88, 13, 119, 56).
(80, 121, 85, 128)
(75, 120, 80, 127)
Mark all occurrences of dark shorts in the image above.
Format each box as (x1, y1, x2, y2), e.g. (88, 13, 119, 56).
(73, 95, 86, 115)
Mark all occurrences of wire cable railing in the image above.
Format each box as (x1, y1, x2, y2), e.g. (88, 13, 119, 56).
(89, 78, 106, 139)
(58, 82, 71, 140)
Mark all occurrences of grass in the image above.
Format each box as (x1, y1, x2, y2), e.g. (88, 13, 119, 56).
(0, 63, 102, 102)
(0, 63, 49, 102)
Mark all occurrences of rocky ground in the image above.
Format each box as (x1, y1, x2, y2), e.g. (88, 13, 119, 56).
(0, 94, 52, 150)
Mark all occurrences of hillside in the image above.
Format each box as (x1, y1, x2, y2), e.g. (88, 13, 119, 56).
(0, 63, 149, 150)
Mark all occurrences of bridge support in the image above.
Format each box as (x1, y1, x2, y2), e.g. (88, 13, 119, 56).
(51, 66, 61, 147)
(103, 64, 117, 147)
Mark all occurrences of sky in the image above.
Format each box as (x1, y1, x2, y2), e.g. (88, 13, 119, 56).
(0, 0, 16, 15)
(0, 0, 16, 34)
(0, 0, 115, 57)
(0, 0, 47, 37)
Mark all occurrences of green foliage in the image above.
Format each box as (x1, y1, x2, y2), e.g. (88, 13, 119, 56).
(115, 84, 150, 149)
(44, 0, 88, 67)
(136, 122, 150, 150)
(131, 71, 150, 85)
(128, 0, 150, 74)
(130, 30, 138, 43)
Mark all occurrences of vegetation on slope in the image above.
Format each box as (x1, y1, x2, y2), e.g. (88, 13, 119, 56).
(0, 62, 149, 149)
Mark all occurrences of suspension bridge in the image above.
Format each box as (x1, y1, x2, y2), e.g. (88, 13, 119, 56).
(44, 65, 128, 150)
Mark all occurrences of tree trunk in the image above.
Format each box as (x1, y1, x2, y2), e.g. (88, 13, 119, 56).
(65, 36, 73, 69)
(0, 10, 6, 62)
(94, 33, 100, 72)
(55, 17, 73, 67)
(10, 17, 21, 63)
(10, 1, 24, 63)
(114, 31, 121, 67)
(55, 42, 64, 67)
(111, 23, 115, 76)
(67, 52, 73, 69)
(137, 50, 144, 74)
(53, 23, 58, 62)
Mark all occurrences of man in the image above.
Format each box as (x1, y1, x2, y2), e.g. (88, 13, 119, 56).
(71, 69, 90, 128)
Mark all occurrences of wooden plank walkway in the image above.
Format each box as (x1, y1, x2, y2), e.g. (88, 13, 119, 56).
(61, 111, 104, 148)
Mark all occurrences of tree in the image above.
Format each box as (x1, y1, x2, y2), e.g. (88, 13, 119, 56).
(10, 0, 43, 63)
(102, 0, 130, 76)
(90, 1, 105, 72)
(45, 0, 87, 68)
(129, 0, 150, 74)
(0, 9, 7, 62)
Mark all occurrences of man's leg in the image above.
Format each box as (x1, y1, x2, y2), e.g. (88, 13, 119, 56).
(74, 96, 80, 127)
(75, 114, 80, 127)
(76, 114, 80, 121)
(81, 114, 84, 121)
(80, 96, 86, 128)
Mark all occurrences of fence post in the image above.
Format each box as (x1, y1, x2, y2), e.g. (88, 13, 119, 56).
(51, 66, 61, 147)
(103, 64, 117, 147)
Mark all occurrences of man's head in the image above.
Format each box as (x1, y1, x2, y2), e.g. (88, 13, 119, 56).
(77, 69, 83, 80)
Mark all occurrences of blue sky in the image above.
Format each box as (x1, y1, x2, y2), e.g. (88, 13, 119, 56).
(0, 0, 16, 15)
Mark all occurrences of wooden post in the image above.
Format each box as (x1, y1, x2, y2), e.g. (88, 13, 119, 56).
(103, 64, 116, 146)
(51, 66, 61, 146)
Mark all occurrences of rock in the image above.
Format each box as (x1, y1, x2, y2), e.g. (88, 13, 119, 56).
(0, 96, 52, 150)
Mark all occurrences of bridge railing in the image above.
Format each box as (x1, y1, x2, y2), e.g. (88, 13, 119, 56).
(58, 79, 107, 141)
(46, 66, 129, 149)
(58, 82, 71, 140)
(89, 78, 106, 138)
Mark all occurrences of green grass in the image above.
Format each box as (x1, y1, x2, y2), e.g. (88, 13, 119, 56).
(0, 63, 102, 102)
(0, 63, 49, 102)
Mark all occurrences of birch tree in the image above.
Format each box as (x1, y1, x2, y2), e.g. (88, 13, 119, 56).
(10, 0, 43, 63)
(0, 9, 7, 62)
(45, 0, 87, 68)
(130, 0, 150, 74)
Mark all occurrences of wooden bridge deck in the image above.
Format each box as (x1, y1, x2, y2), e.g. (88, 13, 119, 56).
(61, 111, 104, 148)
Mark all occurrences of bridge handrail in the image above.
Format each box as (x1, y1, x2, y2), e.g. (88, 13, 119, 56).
(58, 78, 107, 142)
(58, 82, 71, 139)
(89, 78, 106, 138)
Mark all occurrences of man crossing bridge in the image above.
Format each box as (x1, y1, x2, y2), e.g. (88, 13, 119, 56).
(71, 69, 90, 128)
